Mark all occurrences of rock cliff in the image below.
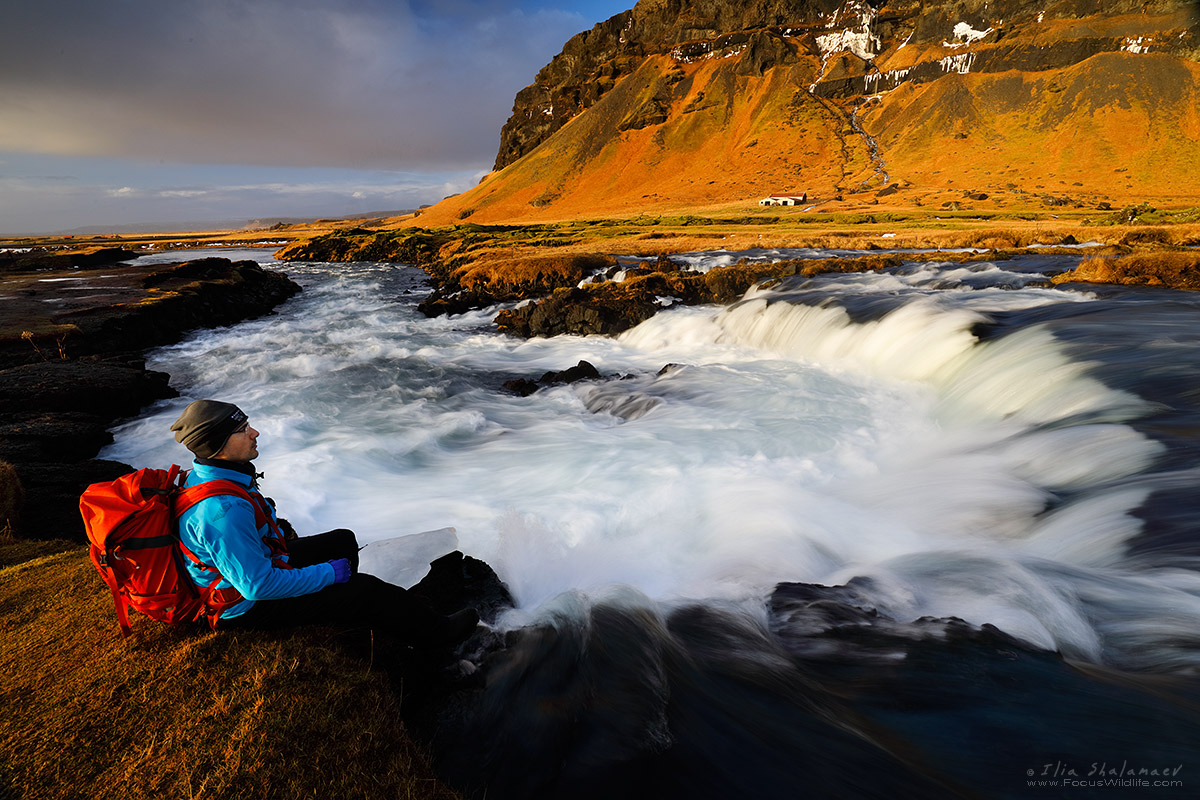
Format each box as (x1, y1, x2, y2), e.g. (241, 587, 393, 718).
(429, 0, 1199, 224)
(0, 257, 302, 540)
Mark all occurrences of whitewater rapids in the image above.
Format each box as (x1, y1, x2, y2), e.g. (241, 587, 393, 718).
(105, 248, 1200, 675)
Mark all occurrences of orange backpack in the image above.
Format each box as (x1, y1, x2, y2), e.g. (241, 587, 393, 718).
(80, 465, 282, 637)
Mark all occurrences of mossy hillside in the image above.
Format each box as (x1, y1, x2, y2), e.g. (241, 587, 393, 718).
(863, 54, 1200, 207)
(422, 50, 874, 227)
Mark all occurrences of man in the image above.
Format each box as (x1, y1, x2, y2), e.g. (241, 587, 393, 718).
(170, 399, 478, 645)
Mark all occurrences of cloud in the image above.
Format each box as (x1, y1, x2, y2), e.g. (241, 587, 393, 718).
(0, 160, 488, 233)
(0, 0, 600, 171)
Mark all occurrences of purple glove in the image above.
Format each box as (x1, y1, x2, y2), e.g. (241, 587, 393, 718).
(329, 558, 352, 584)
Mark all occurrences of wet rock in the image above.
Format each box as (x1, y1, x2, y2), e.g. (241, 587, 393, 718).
(409, 550, 515, 626)
(502, 361, 603, 395)
(496, 286, 660, 338)
(0, 361, 175, 417)
(0, 246, 139, 274)
(540, 360, 601, 384)
(502, 378, 541, 397)
(0, 257, 302, 541)
(0, 413, 115, 464)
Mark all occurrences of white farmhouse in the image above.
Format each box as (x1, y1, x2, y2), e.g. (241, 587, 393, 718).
(759, 193, 809, 206)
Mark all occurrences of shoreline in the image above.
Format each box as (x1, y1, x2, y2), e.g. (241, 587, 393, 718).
(0, 252, 301, 541)
(5, 211, 1199, 540)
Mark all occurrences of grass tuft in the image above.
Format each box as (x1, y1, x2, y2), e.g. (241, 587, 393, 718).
(1052, 251, 1200, 290)
(0, 461, 22, 543)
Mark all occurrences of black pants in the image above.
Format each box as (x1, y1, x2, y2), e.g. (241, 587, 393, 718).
(219, 529, 448, 642)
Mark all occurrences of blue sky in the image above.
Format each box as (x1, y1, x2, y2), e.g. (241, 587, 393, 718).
(0, 1, 633, 234)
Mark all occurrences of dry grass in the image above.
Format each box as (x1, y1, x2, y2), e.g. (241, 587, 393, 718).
(0, 461, 22, 542)
(0, 542, 459, 800)
(1053, 251, 1200, 290)
(453, 252, 615, 293)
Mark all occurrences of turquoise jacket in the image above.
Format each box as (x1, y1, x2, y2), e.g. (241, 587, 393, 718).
(178, 460, 335, 619)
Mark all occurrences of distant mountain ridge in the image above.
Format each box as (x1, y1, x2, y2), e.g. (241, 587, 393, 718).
(423, 0, 1199, 224)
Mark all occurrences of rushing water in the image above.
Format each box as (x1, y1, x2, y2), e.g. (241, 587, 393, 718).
(106, 247, 1200, 798)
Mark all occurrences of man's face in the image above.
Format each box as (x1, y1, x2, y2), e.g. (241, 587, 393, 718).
(217, 422, 260, 462)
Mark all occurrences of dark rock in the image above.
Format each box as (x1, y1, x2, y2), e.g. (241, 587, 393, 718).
(0, 257, 301, 541)
(0, 246, 139, 274)
(15, 459, 134, 541)
(496, 287, 659, 338)
(419, 290, 496, 318)
(539, 360, 601, 384)
(409, 550, 514, 626)
(502, 378, 541, 397)
(0, 361, 175, 417)
(875, 183, 900, 198)
(0, 413, 114, 463)
(503, 361, 602, 396)
(649, 254, 684, 273)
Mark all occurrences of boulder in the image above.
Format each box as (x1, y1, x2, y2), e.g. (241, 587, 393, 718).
(539, 360, 601, 384)
(0, 361, 175, 417)
(0, 257, 301, 540)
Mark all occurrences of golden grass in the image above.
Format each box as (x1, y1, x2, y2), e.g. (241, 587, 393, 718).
(1053, 251, 1200, 290)
(0, 461, 22, 541)
(0, 543, 459, 800)
(453, 252, 615, 293)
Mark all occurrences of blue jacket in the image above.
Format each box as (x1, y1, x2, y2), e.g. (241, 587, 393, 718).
(178, 460, 334, 619)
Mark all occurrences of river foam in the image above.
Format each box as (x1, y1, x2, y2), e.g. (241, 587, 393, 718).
(103, 249, 1200, 673)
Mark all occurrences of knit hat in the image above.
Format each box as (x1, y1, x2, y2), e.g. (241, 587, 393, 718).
(170, 400, 249, 458)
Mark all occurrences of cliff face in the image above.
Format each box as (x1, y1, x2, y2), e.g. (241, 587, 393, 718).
(494, 0, 843, 171)
(440, 0, 1199, 224)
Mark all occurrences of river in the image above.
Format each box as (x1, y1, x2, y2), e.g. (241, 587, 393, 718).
(105, 246, 1200, 798)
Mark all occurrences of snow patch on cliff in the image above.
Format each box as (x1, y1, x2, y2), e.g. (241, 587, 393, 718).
(817, 1, 880, 61)
(943, 22, 993, 48)
(940, 52, 977, 74)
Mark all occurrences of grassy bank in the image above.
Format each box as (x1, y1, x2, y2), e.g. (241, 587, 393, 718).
(0, 540, 458, 800)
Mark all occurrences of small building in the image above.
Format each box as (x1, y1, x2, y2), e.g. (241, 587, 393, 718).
(759, 193, 808, 206)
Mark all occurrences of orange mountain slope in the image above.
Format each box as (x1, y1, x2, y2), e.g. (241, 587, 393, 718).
(417, 0, 1200, 226)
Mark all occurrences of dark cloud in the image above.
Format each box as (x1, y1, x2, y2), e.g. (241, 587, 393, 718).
(0, 0, 601, 170)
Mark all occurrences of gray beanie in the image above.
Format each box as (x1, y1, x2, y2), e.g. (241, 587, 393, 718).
(170, 400, 248, 458)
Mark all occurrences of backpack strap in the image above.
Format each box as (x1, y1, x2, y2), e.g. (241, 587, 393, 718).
(177, 480, 264, 526)
(174, 479, 294, 626)
(102, 558, 134, 637)
(176, 479, 290, 560)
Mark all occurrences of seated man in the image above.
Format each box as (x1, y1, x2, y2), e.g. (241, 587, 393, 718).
(170, 399, 477, 645)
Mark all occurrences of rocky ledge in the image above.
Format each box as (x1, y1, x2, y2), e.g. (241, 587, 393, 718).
(495, 253, 906, 337)
(1051, 250, 1200, 290)
(0, 255, 301, 541)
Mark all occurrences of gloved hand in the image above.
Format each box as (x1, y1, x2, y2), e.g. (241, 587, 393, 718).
(329, 558, 352, 584)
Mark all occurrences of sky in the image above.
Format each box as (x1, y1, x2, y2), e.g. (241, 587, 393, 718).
(0, 0, 633, 234)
